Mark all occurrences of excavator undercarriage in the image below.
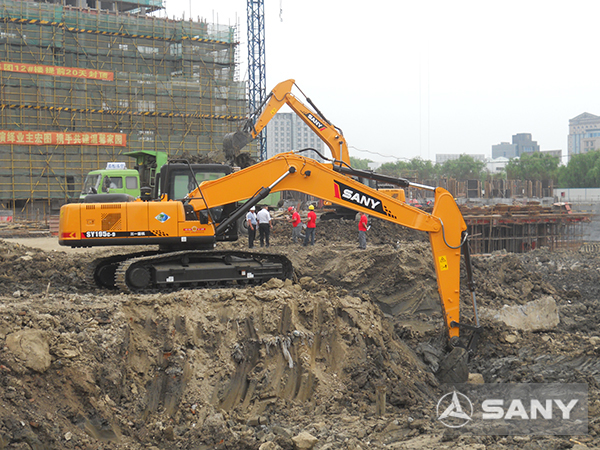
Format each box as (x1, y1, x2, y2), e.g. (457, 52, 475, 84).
(88, 250, 293, 293)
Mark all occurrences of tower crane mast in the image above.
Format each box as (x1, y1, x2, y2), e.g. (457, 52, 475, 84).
(246, 0, 267, 160)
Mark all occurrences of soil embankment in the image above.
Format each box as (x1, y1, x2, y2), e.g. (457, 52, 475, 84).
(0, 217, 599, 449)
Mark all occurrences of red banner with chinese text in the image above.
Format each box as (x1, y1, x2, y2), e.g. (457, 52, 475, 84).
(0, 62, 113, 81)
(0, 131, 127, 146)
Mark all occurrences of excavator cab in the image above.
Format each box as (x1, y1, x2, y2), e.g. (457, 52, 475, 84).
(153, 161, 239, 241)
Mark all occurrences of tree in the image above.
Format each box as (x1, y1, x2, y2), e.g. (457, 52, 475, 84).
(378, 158, 436, 181)
(438, 155, 485, 180)
(349, 156, 372, 170)
(558, 150, 600, 187)
(505, 152, 559, 182)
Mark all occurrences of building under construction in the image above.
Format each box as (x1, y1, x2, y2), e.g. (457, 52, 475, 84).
(0, 0, 248, 217)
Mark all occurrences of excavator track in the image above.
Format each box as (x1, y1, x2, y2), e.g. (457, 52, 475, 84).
(87, 251, 159, 289)
(113, 250, 294, 293)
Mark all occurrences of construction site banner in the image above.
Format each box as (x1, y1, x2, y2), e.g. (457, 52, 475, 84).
(0, 62, 114, 81)
(0, 131, 126, 146)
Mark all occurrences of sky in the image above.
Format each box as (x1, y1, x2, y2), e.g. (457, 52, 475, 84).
(159, 0, 600, 164)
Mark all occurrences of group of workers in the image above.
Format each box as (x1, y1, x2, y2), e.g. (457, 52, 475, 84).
(245, 204, 368, 249)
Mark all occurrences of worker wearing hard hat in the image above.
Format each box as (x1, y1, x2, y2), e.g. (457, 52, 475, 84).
(246, 206, 257, 248)
(287, 206, 303, 244)
(303, 204, 317, 246)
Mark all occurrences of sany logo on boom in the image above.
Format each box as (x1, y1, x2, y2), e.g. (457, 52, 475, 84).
(333, 181, 385, 214)
(304, 112, 326, 130)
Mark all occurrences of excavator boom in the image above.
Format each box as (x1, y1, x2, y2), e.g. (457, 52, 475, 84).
(224, 79, 350, 165)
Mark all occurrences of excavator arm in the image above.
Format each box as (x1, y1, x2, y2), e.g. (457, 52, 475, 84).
(188, 153, 468, 339)
(223, 79, 350, 165)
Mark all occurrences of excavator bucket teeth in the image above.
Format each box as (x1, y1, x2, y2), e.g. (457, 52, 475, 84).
(436, 347, 469, 384)
(223, 131, 252, 159)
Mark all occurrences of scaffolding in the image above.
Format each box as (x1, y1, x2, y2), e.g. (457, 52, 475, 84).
(0, 0, 249, 217)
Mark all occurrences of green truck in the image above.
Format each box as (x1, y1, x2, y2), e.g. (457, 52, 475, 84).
(80, 149, 281, 209)
(80, 150, 168, 200)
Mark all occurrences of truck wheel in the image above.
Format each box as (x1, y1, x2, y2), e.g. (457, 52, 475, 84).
(238, 217, 249, 236)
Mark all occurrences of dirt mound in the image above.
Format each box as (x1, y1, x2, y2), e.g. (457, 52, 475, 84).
(0, 240, 90, 295)
(1, 217, 600, 448)
(0, 261, 440, 449)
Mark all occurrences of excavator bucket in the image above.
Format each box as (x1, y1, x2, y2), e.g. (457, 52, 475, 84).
(223, 131, 253, 160)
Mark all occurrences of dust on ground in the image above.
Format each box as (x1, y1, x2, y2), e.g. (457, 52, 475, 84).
(0, 217, 599, 449)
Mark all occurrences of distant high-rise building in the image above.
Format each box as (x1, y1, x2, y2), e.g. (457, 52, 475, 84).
(266, 113, 325, 161)
(492, 133, 539, 159)
(541, 149, 562, 162)
(568, 113, 600, 159)
(491, 142, 517, 159)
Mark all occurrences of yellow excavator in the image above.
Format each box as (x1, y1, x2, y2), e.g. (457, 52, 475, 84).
(59, 152, 479, 352)
(224, 78, 350, 166)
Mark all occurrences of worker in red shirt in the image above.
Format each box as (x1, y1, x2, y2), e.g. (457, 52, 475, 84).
(358, 211, 368, 249)
(303, 204, 316, 246)
(288, 206, 303, 244)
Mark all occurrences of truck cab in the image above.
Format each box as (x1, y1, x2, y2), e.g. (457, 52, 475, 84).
(80, 151, 168, 200)
(80, 162, 140, 199)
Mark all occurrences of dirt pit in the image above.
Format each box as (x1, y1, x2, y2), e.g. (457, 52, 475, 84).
(1, 217, 600, 449)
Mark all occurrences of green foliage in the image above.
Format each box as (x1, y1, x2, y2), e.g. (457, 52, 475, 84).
(349, 157, 372, 170)
(558, 150, 600, 187)
(438, 155, 485, 181)
(378, 158, 436, 180)
(505, 152, 559, 182)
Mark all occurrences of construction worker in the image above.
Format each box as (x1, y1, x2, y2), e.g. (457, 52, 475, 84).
(303, 204, 316, 246)
(358, 211, 368, 249)
(257, 205, 273, 247)
(288, 206, 303, 244)
(246, 206, 257, 248)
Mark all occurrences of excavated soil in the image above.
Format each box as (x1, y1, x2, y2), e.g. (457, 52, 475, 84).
(0, 217, 600, 449)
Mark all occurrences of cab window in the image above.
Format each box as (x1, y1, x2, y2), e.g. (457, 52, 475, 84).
(126, 177, 138, 190)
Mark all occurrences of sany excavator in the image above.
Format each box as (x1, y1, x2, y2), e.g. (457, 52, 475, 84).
(223, 78, 350, 166)
(59, 151, 480, 353)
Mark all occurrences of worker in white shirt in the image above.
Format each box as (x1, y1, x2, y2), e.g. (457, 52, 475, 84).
(256, 205, 273, 247)
(246, 206, 257, 248)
